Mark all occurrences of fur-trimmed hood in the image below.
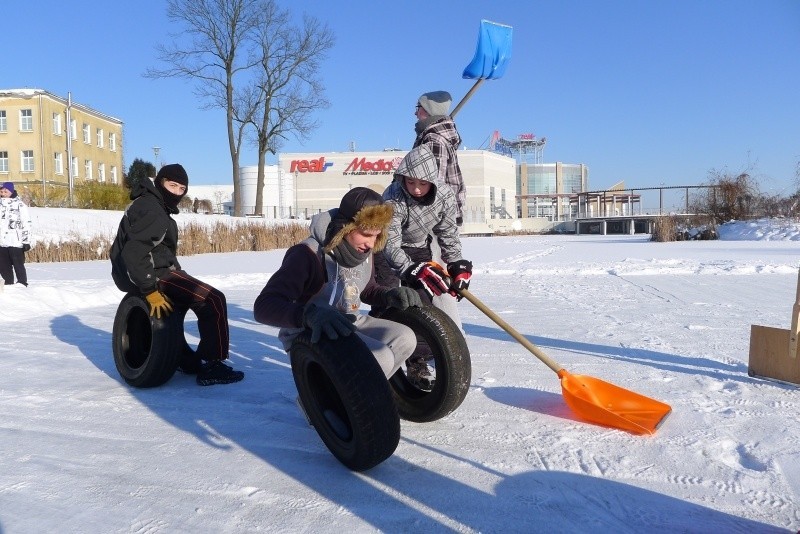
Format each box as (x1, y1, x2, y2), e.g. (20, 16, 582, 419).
(321, 187, 393, 254)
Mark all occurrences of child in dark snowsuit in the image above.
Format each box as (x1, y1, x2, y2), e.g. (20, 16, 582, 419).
(110, 164, 244, 386)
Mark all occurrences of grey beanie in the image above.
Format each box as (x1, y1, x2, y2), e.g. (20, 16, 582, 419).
(418, 91, 452, 116)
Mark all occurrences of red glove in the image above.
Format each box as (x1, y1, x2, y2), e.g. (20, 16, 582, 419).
(447, 259, 473, 299)
(405, 262, 449, 298)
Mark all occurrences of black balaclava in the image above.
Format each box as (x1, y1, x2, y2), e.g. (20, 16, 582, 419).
(155, 163, 189, 211)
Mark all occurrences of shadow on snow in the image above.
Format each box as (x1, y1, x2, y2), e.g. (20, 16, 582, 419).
(47, 302, 782, 532)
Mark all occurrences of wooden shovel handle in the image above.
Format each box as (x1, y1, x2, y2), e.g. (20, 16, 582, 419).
(458, 288, 563, 375)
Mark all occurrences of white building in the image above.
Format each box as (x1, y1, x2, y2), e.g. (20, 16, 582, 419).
(276, 149, 522, 233)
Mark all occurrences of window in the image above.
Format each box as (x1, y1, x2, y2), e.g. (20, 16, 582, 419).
(85, 159, 92, 180)
(20, 109, 33, 131)
(53, 113, 62, 135)
(82, 123, 90, 143)
(98, 162, 106, 182)
(54, 152, 63, 174)
(70, 119, 77, 140)
(71, 156, 79, 178)
(109, 132, 116, 151)
(97, 128, 104, 148)
(111, 166, 118, 184)
(0, 151, 8, 172)
(0, 111, 7, 133)
(22, 150, 34, 172)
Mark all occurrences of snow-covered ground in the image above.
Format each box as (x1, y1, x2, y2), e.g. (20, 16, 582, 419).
(2, 209, 799, 533)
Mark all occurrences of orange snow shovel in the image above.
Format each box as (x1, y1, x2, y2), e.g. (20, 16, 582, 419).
(748, 267, 800, 385)
(458, 288, 672, 435)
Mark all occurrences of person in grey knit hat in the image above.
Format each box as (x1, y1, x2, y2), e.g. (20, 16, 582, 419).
(414, 90, 465, 225)
(417, 91, 452, 117)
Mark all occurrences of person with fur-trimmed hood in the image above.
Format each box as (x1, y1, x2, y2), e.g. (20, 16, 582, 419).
(414, 90, 465, 225)
(0, 182, 32, 286)
(110, 164, 244, 386)
(253, 187, 420, 379)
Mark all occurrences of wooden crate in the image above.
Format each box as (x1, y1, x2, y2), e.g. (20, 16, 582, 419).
(748, 324, 800, 385)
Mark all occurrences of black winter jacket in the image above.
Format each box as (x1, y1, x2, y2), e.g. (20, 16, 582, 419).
(110, 179, 181, 294)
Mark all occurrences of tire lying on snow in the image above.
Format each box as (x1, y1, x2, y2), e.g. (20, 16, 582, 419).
(380, 305, 471, 423)
(289, 331, 400, 472)
(112, 292, 187, 388)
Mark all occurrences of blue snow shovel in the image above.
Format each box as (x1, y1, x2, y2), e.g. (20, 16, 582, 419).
(450, 20, 513, 119)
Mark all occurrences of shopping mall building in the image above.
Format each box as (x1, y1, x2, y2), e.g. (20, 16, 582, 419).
(239, 149, 589, 234)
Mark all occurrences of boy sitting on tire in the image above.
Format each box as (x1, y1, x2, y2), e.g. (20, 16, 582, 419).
(253, 187, 420, 379)
(110, 163, 244, 386)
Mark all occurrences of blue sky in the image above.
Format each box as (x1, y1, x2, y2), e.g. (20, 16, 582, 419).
(4, 0, 798, 192)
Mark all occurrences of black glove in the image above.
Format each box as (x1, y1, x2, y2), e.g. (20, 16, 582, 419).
(303, 303, 356, 343)
(382, 286, 423, 310)
(22, 244, 30, 252)
(405, 262, 449, 298)
(447, 259, 473, 299)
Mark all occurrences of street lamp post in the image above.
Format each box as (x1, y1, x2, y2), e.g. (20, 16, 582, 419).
(293, 170, 298, 219)
(152, 146, 161, 174)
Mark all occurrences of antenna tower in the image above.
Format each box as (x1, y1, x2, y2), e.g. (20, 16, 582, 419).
(489, 131, 546, 164)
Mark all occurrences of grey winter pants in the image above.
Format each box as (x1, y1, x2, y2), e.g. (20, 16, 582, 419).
(352, 314, 417, 378)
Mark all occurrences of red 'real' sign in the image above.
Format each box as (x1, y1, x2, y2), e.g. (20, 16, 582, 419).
(290, 157, 333, 172)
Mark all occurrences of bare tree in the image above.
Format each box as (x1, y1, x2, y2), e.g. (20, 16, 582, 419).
(247, 2, 334, 215)
(689, 167, 760, 224)
(795, 158, 800, 195)
(145, 0, 262, 216)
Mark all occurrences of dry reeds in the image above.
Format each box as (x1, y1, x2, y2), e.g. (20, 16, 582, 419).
(651, 215, 678, 242)
(30, 220, 310, 263)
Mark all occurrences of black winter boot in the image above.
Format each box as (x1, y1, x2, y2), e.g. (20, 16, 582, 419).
(196, 361, 244, 386)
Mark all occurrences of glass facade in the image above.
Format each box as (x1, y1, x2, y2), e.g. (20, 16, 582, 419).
(519, 163, 588, 221)
(562, 164, 584, 194)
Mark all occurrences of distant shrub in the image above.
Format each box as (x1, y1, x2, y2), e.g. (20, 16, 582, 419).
(72, 181, 130, 210)
(689, 169, 759, 224)
(193, 198, 214, 214)
(25, 184, 70, 207)
(178, 195, 193, 213)
(652, 215, 718, 242)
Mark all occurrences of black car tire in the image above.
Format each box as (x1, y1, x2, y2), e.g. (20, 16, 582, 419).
(289, 332, 400, 471)
(112, 292, 186, 388)
(380, 305, 472, 423)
